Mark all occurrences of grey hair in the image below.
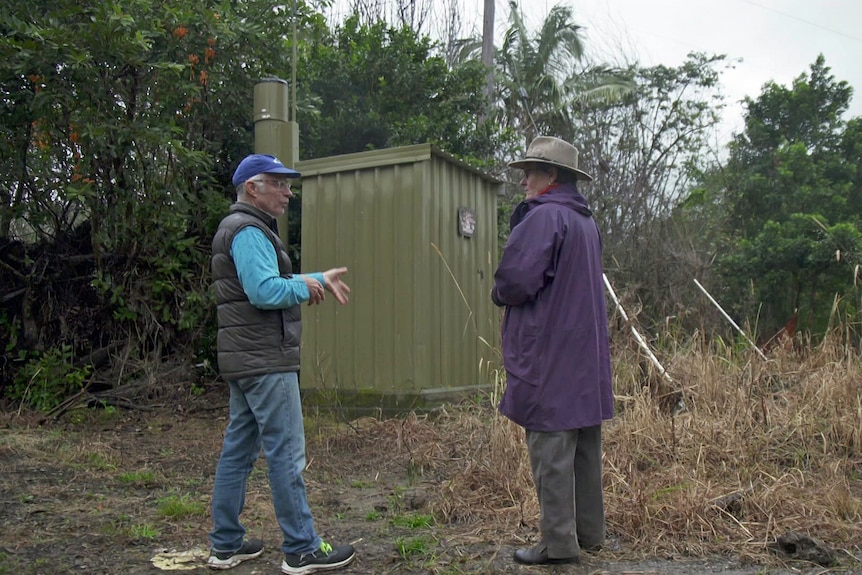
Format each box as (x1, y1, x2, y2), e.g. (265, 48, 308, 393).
(235, 178, 264, 200)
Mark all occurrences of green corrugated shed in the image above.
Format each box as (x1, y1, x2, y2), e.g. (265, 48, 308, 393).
(297, 144, 501, 411)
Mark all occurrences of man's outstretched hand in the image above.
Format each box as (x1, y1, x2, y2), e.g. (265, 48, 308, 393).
(322, 267, 351, 305)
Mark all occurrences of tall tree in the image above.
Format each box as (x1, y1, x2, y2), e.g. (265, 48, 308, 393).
(494, 0, 632, 145)
(0, 0, 327, 404)
(575, 53, 729, 328)
(709, 56, 862, 337)
(297, 15, 503, 163)
(495, 0, 586, 142)
(726, 55, 853, 237)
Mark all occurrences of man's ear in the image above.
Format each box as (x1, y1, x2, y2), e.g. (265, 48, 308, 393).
(244, 180, 258, 197)
(548, 166, 559, 184)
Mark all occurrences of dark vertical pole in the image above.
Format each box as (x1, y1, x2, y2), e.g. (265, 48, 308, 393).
(480, 0, 495, 122)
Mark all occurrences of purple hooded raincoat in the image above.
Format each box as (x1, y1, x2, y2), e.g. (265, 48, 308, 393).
(492, 183, 613, 432)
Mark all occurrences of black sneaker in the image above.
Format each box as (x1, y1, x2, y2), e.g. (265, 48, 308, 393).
(282, 540, 356, 574)
(207, 539, 264, 569)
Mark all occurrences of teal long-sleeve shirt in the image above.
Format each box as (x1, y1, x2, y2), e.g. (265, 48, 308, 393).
(231, 226, 325, 308)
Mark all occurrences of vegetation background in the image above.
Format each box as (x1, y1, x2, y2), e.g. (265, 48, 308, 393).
(0, 0, 860, 572)
(3, 0, 862, 404)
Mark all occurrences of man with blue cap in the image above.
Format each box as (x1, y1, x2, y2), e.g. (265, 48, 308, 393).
(207, 154, 355, 573)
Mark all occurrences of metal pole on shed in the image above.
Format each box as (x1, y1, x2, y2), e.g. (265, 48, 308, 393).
(253, 77, 299, 248)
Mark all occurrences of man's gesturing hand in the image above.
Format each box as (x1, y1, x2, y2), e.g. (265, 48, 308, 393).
(322, 267, 351, 304)
(303, 275, 325, 305)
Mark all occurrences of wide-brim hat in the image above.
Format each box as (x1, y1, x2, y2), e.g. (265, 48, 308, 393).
(232, 154, 301, 187)
(508, 136, 593, 181)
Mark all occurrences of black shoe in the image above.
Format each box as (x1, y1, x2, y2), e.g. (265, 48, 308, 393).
(207, 539, 264, 569)
(282, 540, 356, 574)
(513, 545, 578, 565)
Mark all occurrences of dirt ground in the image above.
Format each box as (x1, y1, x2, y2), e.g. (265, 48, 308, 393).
(0, 386, 854, 575)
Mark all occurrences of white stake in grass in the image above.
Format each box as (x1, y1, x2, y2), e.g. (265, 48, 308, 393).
(603, 274, 673, 384)
(693, 278, 768, 361)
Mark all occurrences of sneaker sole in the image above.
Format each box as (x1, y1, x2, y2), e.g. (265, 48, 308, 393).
(280, 551, 355, 574)
(207, 549, 264, 570)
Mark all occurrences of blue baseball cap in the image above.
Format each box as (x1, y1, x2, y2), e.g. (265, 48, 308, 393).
(232, 154, 301, 187)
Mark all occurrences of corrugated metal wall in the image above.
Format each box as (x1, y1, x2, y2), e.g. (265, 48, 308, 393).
(297, 144, 500, 400)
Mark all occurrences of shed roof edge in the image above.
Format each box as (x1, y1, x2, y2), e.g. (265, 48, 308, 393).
(296, 143, 502, 184)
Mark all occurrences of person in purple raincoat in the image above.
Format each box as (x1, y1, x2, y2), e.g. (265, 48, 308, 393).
(491, 136, 614, 566)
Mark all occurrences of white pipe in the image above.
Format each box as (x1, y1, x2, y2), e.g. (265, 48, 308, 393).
(693, 278, 768, 361)
(603, 274, 674, 383)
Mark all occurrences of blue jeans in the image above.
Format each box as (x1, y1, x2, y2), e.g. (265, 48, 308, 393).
(209, 371, 321, 555)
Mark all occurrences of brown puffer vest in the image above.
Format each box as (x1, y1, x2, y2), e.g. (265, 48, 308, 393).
(211, 202, 302, 380)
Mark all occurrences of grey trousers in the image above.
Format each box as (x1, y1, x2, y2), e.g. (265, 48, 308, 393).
(525, 425, 605, 558)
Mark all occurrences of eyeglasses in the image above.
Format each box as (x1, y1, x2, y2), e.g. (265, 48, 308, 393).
(253, 178, 292, 189)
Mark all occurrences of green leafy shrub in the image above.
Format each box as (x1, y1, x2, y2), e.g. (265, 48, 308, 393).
(10, 345, 90, 412)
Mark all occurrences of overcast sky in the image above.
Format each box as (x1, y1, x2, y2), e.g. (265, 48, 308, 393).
(462, 0, 862, 139)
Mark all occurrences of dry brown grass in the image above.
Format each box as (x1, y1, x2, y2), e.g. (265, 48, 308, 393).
(601, 334, 861, 562)
(322, 335, 862, 565)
